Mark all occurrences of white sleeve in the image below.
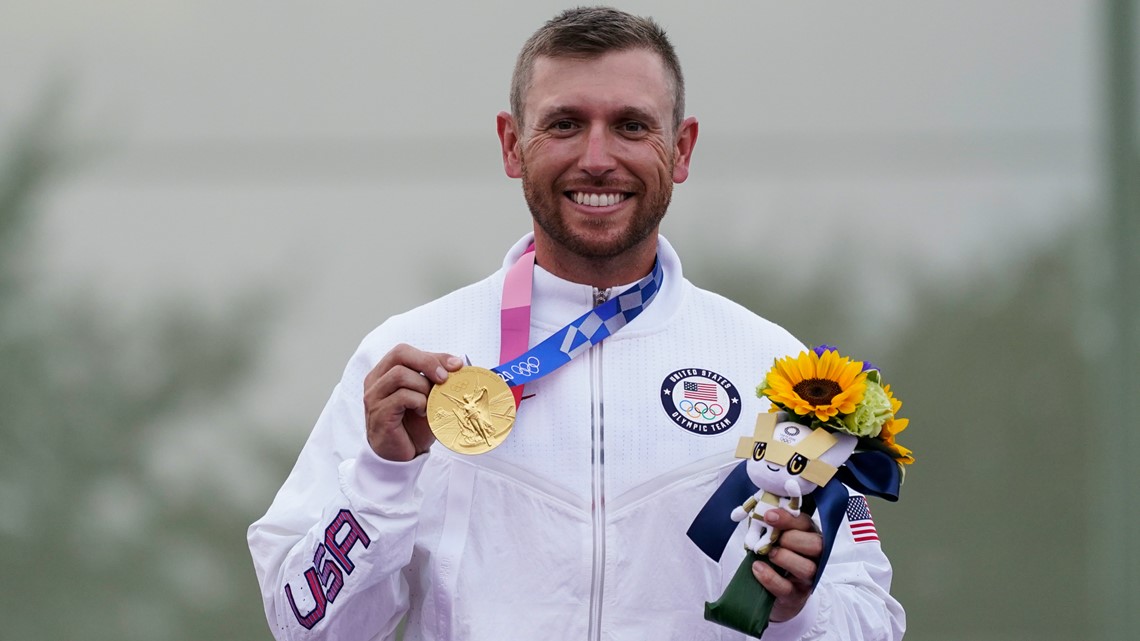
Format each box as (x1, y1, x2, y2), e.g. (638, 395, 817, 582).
(246, 378, 430, 641)
(759, 490, 906, 641)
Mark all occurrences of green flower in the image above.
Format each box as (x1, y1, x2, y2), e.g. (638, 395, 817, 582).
(755, 378, 768, 400)
(840, 380, 893, 437)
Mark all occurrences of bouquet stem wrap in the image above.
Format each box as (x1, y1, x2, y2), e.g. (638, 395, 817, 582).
(704, 550, 777, 638)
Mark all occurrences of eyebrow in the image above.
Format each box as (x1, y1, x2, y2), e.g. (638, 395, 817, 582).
(536, 105, 663, 128)
(617, 106, 663, 127)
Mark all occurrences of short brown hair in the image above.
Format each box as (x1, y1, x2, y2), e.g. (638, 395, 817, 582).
(510, 6, 685, 130)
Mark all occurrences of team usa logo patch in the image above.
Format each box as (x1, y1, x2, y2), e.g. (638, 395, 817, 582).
(660, 368, 742, 435)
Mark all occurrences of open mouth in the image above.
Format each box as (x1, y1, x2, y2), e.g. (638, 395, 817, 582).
(566, 191, 629, 208)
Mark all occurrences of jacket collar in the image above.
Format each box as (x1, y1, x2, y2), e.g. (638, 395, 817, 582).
(500, 233, 685, 336)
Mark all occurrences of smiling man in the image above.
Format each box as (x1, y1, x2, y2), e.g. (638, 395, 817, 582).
(249, 7, 904, 641)
(499, 45, 696, 287)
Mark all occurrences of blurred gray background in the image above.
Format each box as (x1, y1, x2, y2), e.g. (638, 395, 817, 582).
(2, 1, 1136, 640)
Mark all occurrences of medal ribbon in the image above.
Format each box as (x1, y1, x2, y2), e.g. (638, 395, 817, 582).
(495, 244, 664, 404)
(498, 246, 537, 407)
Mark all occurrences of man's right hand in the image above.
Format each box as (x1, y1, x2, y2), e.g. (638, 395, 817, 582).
(362, 343, 464, 462)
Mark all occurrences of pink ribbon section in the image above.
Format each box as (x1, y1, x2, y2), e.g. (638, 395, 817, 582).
(499, 245, 536, 407)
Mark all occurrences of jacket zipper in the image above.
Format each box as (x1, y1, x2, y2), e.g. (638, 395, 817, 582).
(587, 286, 609, 641)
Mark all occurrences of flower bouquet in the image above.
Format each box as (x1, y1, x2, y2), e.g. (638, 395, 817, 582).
(687, 345, 913, 637)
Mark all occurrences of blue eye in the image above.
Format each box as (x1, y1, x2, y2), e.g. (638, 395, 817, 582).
(752, 442, 767, 461)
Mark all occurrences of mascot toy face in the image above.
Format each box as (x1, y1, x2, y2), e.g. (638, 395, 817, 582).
(736, 413, 858, 498)
(729, 412, 859, 555)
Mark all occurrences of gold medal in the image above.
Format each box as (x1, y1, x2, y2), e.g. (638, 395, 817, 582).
(427, 366, 516, 455)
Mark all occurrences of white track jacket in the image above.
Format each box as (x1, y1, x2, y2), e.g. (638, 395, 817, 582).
(248, 235, 905, 641)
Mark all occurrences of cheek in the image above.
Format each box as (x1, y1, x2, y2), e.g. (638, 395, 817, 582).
(520, 133, 576, 163)
(518, 136, 550, 170)
(643, 139, 676, 181)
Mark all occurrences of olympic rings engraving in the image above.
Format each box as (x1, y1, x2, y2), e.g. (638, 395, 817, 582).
(510, 356, 541, 376)
(677, 399, 724, 421)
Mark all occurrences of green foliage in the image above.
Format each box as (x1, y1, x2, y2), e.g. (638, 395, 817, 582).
(0, 94, 278, 640)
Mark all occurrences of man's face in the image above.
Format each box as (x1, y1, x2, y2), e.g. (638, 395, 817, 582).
(498, 49, 697, 268)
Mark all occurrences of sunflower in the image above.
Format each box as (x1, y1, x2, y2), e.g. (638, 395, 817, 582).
(878, 384, 914, 464)
(761, 349, 868, 423)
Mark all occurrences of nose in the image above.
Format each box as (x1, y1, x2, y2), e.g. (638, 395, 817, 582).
(577, 125, 618, 176)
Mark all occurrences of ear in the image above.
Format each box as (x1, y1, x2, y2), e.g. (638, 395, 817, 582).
(497, 111, 524, 179)
(671, 116, 699, 184)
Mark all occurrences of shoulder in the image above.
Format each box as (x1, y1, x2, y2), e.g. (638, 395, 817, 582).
(679, 280, 805, 355)
(374, 274, 501, 340)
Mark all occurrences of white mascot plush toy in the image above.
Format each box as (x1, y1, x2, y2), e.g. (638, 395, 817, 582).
(730, 413, 858, 554)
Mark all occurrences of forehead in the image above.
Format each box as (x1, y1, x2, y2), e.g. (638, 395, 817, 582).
(524, 49, 673, 120)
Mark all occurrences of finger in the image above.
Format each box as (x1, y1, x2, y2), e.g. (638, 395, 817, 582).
(367, 343, 464, 388)
(364, 364, 435, 412)
(752, 559, 800, 599)
(395, 401, 436, 455)
(752, 559, 812, 623)
(405, 411, 436, 454)
(369, 385, 432, 425)
(776, 529, 823, 558)
(764, 507, 815, 533)
(367, 387, 434, 461)
(364, 344, 467, 412)
(768, 545, 819, 583)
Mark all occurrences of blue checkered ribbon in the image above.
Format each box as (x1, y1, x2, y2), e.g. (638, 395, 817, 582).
(491, 258, 663, 387)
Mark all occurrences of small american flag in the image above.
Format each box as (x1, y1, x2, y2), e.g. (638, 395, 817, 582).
(846, 496, 879, 543)
(683, 381, 719, 401)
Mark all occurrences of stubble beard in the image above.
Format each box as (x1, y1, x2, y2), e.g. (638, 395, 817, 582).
(520, 164, 673, 260)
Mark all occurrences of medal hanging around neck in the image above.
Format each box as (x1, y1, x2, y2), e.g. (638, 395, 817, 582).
(427, 245, 663, 454)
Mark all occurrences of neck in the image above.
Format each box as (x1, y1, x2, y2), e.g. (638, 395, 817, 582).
(532, 237, 658, 288)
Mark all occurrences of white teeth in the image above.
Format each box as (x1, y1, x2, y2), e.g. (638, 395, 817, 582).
(571, 192, 625, 207)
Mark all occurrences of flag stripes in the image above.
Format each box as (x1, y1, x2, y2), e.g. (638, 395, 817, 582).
(846, 495, 879, 543)
(683, 381, 719, 401)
